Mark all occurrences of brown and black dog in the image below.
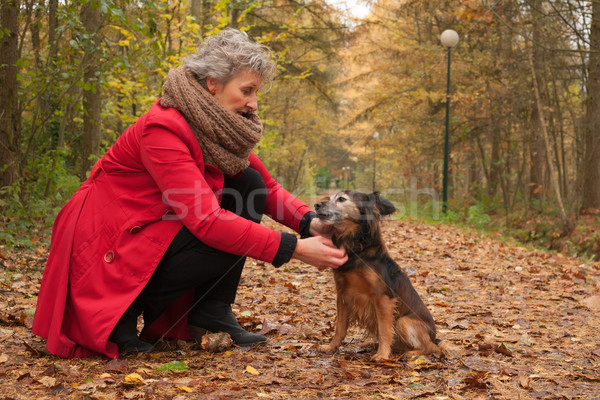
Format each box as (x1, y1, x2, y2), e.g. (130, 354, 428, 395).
(315, 191, 440, 361)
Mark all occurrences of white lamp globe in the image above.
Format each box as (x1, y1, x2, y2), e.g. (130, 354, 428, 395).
(440, 29, 459, 48)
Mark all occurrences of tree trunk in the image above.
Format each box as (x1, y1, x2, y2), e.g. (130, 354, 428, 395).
(48, 0, 58, 60)
(581, 0, 600, 212)
(529, 0, 546, 205)
(79, 1, 103, 178)
(0, 0, 21, 189)
(488, 119, 501, 198)
(191, 0, 202, 21)
(529, 51, 570, 229)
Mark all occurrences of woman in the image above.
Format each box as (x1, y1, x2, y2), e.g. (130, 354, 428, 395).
(32, 29, 347, 358)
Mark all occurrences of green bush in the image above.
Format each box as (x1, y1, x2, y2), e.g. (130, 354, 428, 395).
(0, 150, 81, 248)
(466, 203, 491, 228)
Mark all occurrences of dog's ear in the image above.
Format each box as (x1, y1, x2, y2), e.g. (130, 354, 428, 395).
(368, 192, 396, 216)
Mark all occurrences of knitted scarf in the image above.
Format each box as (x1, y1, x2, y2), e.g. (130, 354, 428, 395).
(160, 66, 263, 176)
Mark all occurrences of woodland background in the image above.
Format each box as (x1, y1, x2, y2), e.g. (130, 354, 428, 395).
(1, 2, 600, 398)
(2, 0, 600, 257)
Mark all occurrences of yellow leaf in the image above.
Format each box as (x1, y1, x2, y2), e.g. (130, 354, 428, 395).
(412, 356, 427, 365)
(38, 376, 56, 387)
(245, 365, 260, 375)
(124, 373, 145, 384)
(176, 385, 193, 393)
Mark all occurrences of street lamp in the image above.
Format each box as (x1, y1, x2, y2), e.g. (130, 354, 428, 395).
(372, 131, 379, 192)
(440, 29, 459, 214)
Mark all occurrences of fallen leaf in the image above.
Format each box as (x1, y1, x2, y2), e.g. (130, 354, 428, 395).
(495, 343, 513, 357)
(176, 385, 193, 392)
(463, 356, 500, 374)
(124, 391, 146, 399)
(245, 365, 260, 375)
(461, 372, 488, 391)
(124, 373, 145, 385)
(518, 374, 530, 388)
(582, 295, 600, 310)
(201, 332, 233, 352)
(156, 361, 188, 374)
(106, 358, 129, 373)
(37, 376, 56, 388)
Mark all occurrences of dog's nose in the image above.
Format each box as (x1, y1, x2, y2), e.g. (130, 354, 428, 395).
(314, 202, 322, 211)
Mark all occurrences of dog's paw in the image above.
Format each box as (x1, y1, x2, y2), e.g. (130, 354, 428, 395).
(319, 344, 337, 354)
(402, 350, 424, 359)
(372, 352, 391, 362)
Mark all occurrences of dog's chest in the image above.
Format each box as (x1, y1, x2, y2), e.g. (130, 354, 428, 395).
(333, 266, 389, 327)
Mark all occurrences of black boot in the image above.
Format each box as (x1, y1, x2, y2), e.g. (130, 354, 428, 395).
(189, 300, 266, 346)
(109, 306, 153, 354)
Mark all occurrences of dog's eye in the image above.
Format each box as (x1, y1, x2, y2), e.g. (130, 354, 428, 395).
(336, 197, 347, 203)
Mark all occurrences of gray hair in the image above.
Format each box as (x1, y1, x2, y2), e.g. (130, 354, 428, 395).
(184, 29, 276, 86)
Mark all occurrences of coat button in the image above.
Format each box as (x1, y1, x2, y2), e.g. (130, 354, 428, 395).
(129, 226, 142, 233)
(104, 250, 115, 263)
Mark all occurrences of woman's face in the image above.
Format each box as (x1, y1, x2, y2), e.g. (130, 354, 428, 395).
(208, 69, 262, 117)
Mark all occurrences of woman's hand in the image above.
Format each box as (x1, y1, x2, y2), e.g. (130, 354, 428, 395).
(292, 236, 347, 271)
(309, 217, 333, 238)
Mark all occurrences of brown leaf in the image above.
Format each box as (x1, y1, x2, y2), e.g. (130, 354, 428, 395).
(258, 318, 297, 336)
(18, 312, 33, 329)
(461, 372, 488, 391)
(201, 332, 233, 352)
(582, 295, 600, 310)
(0, 312, 19, 325)
(40, 364, 55, 376)
(16, 372, 32, 382)
(21, 340, 40, 357)
(518, 374, 530, 388)
(494, 343, 513, 357)
(353, 379, 378, 387)
(463, 356, 500, 374)
(36, 376, 56, 388)
(105, 358, 129, 373)
(284, 281, 299, 292)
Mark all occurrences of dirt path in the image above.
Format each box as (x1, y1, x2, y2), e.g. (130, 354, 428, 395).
(1, 219, 599, 399)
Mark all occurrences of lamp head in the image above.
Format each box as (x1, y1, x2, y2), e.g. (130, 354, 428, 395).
(441, 29, 459, 48)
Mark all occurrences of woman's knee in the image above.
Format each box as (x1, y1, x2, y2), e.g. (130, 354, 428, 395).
(242, 167, 266, 213)
(239, 167, 266, 192)
(222, 168, 266, 221)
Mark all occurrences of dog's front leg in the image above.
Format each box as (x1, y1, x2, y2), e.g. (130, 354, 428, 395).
(321, 296, 350, 354)
(372, 296, 396, 361)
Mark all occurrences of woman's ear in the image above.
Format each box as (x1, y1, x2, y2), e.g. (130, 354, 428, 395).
(206, 76, 218, 94)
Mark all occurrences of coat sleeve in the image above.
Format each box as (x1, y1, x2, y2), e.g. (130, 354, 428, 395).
(248, 153, 315, 237)
(139, 112, 283, 263)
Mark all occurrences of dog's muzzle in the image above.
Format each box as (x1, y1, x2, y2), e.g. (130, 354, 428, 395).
(314, 202, 337, 222)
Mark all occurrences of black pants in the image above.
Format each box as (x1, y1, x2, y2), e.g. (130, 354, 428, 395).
(136, 167, 266, 327)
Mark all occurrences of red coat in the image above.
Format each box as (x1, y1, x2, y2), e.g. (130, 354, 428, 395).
(32, 100, 311, 358)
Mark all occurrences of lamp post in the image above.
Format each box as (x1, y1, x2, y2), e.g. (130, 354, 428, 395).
(440, 29, 459, 214)
(372, 131, 379, 192)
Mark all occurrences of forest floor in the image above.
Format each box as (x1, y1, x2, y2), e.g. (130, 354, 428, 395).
(0, 218, 599, 399)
